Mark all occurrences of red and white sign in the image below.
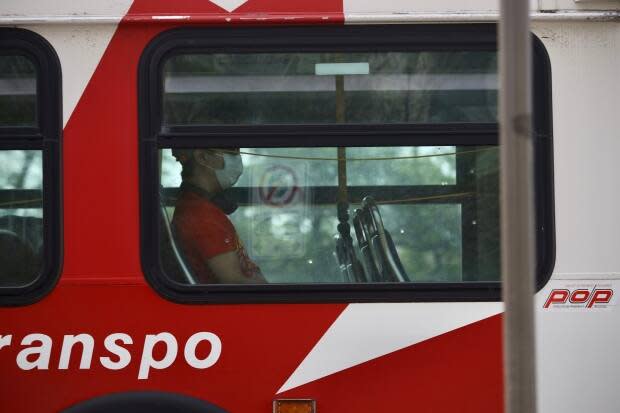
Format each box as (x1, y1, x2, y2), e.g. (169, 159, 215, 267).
(249, 162, 310, 258)
(258, 165, 301, 207)
(543, 285, 615, 310)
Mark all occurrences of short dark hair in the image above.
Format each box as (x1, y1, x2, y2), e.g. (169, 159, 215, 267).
(180, 158, 195, 180)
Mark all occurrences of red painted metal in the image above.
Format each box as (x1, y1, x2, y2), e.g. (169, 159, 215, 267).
(281, 315, 504, 412)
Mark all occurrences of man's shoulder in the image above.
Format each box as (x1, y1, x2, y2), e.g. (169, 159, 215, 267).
(176, 191, 229, 222)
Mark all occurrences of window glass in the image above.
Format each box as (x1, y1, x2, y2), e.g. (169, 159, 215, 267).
(162, 51, 497, 126)
(158, 146, 498, 284)
(142, 26, 554, 301)
(0, 150, 43, 286)
(0, 29, 62, 305)
(162, 146, 456, 188)
(0, 55, 37, 127)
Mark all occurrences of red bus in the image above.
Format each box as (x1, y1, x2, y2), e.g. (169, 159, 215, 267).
(1, 0, 619, 411)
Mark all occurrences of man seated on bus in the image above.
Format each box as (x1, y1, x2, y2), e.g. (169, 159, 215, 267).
(171, 148, 266, 284)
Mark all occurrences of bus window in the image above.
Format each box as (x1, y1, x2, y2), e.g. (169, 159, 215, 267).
(159, 145, 498, 284)
(140, 25, 553, 302)
(162, 51, 497, 126)
(0, 150, 43, 287)
(0, 30, 61, 305)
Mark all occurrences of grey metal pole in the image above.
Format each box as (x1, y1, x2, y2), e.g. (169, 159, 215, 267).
(499, 0, 537, 412)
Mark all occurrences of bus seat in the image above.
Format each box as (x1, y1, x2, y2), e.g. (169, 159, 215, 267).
(383, 230, 408, 279)
(0, 215, 43, 255)
(353, 197, 409, 282)
(353, 211, 382, 282)
(159, 202, 197, 285)
(334, 233, 367, 283)
(0, 229, 38, 286)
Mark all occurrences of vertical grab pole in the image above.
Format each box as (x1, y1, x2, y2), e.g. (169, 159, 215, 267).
(499, 1, 537, 413)
(335, 75, 348, 212)
(334, 74, 364, 282)
(335, 75, 354, 278)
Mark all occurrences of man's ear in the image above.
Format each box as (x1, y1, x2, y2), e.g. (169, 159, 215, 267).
(193, 149, 224, 169)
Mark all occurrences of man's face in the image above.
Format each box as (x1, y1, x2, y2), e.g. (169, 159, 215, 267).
(173, 148, 243, 191)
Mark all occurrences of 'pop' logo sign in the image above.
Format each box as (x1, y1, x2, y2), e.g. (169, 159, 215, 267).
(544, 288, 614, 309)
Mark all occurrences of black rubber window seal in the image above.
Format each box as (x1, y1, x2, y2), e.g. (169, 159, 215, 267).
(0, 28, 63, 306)
(139, 24, 554, 304)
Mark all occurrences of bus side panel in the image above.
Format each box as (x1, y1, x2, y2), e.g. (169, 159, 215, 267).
(533, 21, 620, 413)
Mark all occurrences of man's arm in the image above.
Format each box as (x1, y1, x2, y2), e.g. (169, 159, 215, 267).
(206, 251, 266, 284)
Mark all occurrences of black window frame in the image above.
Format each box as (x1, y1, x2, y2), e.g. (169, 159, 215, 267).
(0, 28, 62, 306)
(139, 24, 554, 304)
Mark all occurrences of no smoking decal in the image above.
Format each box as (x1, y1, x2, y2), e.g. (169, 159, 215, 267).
(247, 161, 311, 259)
(258, 164, 302, 207)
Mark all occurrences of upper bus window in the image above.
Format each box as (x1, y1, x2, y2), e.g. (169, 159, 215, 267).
(0, 55, 37, 127)
(162, 51, 497, 126)
(0, 29, 61, 305)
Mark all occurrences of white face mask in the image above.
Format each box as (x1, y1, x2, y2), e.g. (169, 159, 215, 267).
(213, 153, 243, 190)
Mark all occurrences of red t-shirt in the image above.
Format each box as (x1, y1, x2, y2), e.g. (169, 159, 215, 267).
(172, 188, 262, 283)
